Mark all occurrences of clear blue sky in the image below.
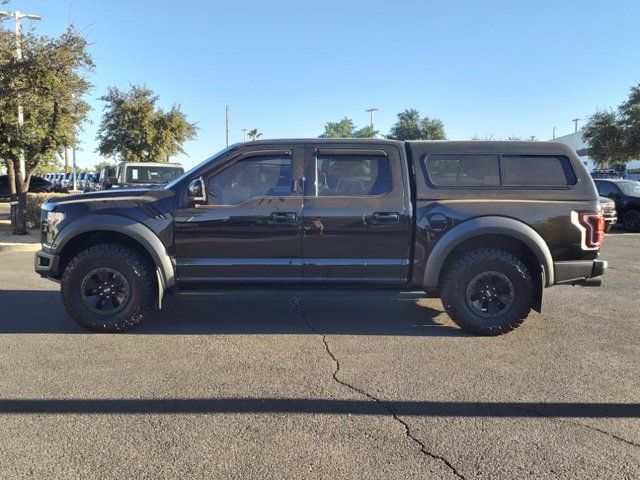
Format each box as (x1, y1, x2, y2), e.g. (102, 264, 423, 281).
(8, 0, 640, 169)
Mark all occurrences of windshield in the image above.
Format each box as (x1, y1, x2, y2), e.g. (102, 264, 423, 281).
(618, 181, 640, 197)
(125, 166, 185, 184)
(164, 145, 237, 190)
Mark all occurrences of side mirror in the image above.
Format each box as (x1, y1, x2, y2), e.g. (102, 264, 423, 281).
(187, 177, 206, 204)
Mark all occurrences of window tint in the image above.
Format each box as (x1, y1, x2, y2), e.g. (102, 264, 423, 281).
(502, 156, 576, 186)
(207, 156, 292, 205)
(315, 154, 392, 196)
(426, 154, 500, 187)
(126, 166, 184, 184)
(596, 181, 621, 197)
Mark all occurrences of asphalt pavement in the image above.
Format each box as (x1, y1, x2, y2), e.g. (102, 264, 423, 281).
(0, 225, 638, 479)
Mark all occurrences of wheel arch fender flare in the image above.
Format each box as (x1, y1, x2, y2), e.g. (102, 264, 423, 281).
(53, 214, 176, 288)
(422, 216, 554, 289)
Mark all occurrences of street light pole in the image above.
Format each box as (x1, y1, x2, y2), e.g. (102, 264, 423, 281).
(225, 106, 230, 147)
(0, 10, 42, 183)
(242, 128, 248, 142)
(365, 107, 379, 130)
(572, 118, 581, 133)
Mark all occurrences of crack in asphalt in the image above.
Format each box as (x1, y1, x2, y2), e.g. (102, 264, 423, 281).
(289, 296, 466, 480)
(516, 406, 640, 449)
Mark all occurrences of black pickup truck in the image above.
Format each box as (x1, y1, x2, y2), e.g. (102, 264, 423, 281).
(35, 140, 607, 335)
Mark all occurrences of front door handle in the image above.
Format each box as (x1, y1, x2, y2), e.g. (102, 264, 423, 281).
(269, 212, 297, 224)
(366, 212, 400, 226)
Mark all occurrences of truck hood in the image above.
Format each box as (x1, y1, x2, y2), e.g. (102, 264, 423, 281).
(42, 187, 166, 211)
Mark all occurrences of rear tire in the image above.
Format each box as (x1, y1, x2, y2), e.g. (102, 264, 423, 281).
(441, 249, 534, 335)
(622, 209, 640, 232)
(61, 244, 155, 332)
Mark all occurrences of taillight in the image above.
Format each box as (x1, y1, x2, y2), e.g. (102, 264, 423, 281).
(578, 212, 605, 248)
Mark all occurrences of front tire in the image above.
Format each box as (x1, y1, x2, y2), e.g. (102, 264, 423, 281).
(61, 244, 155, 332)
(441, 249, 534, 335)
(622, 209, 640, 232)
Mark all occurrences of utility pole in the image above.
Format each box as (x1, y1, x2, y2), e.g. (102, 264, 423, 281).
(225, 106, 230, 147)
(0, 10, 42, 183)
(242, 128, 248, 142)
(552, 126, 556, 139)
(572, 118, 581, 133)
(365, 107, 379, 129)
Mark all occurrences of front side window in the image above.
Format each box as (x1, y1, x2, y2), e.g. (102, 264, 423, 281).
(315, 154, 391, 196)
(426, 154, 500, 187)
(502, 156, 576, 186)
(207, 156, 292, 205)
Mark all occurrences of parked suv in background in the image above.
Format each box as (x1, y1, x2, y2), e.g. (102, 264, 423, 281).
(594, 179, 640, 232)
(35, 140, 606, 335)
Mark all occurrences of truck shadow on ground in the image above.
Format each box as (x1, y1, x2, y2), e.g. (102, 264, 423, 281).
(0, 290, 467, 336)
(0, 397, 638, 418)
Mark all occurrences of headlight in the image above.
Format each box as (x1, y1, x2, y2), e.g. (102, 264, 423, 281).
(47, 211, 65, 229)
(45, 211, 65, 243)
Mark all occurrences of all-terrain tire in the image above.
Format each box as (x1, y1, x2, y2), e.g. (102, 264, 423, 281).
(622, 209, 640, 233)
(61, 243, 155, 332)
(441, 249, 534, 336)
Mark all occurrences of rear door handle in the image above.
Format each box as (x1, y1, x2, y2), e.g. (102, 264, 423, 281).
(367, 212, 400, 226)
(269, 212, 297, 224)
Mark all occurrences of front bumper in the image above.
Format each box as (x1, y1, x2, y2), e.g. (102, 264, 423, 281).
(554, 259, 607, 286)
(34, 249, 61, 279)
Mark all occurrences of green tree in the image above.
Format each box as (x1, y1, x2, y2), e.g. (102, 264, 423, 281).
(582, 110, 629, 168)
(618, 84, 640, 158)
(247, 128, 262, 140)
(97, 84, 197, 163)
(387, 109, 446, 140)
(319, 117, 378, 138)
(0, 27, 93, 234)
(583, 83, 640, 167)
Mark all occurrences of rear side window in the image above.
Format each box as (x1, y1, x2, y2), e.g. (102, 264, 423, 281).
(426, 154, 500, 187)
(315, 154, 391, 196)
(501, 156, 576, 186)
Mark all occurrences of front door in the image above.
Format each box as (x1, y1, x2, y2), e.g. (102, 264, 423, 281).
(173, 146, 304, 283)
(301, 143, 412, 284)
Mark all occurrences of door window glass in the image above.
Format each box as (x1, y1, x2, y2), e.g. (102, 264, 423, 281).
(207, 156, 292, 205)
(315, 155, 391, 196)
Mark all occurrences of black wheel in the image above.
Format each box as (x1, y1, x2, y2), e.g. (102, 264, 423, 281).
(61, 244, 155, 332)
(622, 209, 640, 232)
(441, 249, 534, 335)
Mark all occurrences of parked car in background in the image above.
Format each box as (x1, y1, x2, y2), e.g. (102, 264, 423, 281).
(76, 172, 88, 191)
(599, 196, 617, 232)
(83, 173, 99, 192)
(52, 173, 66, 192)
(98, 166, 116, 190)
(101, 162, 185, 189)
(594, 179, 640, 232)
(0, 174, 53, 200)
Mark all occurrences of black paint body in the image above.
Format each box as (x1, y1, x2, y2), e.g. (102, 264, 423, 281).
(36, 139, 603, 293)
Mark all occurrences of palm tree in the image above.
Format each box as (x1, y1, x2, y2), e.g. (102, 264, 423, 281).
(248, 128, 262, 141)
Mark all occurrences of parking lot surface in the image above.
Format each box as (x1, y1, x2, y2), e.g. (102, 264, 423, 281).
(0, 225, 639, 479)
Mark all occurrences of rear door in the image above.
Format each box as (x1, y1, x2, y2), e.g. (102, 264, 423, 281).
(301, 142, 412, 284)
